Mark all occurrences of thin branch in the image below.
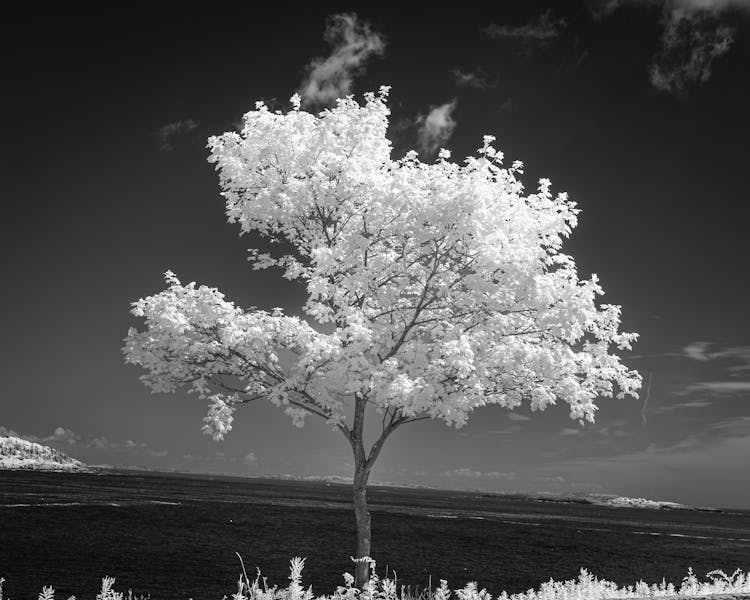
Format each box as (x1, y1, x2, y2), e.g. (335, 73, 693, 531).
(400, 415, 431, 424)
(298, 388, 353, 436)
(380, 241, 444, 363)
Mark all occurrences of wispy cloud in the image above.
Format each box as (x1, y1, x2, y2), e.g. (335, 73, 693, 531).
(610, 417, 750, 461)
(589, 0, 750, 19)
(664, 342, 750, 398)
(682, 342, 750, 374)
(589, 0, 747, 93)
(568, 481, 605, 491)
(299, 13, 385, 107)
(683, 341, 713, 361)
(154, 119, 199, 151)
(415, 100, 457, 157)
(507, 412, 532, 422)
(451, 68, 496, 90)
(0, 425, 170, 459)
(90, 436, 143, 450)
(44, 427, 80, 445)
(483, 10, 566, 48)
(560, 427, 583, 436)
(89, 436, 169, 458)
(650, 399, 714, 413)
(498, 97, 517, 112)
(535, 475, 566, 484)
(444, 467, 517, 480)
(487, 424, 524, 436)
(594, 419, 633, 437)
(0, 425, 79, 445)
(587, 0, 635, 21)
(650, 10, 734, 93)
(541, 416, 750, 505)
(181, 450, 257, 466)
(0, 425, 20, 438)
(682, 381, 750, 394)
(674, 0, 750, 11)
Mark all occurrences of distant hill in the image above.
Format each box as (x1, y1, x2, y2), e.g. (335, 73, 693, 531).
(0, 436, 90, 472)
(533, 491, 722, 512)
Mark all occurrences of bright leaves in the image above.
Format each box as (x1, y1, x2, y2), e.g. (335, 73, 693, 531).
(123, 88, 640, 440)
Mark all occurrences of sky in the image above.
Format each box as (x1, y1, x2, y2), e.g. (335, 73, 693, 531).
(3, 1, 750, 509)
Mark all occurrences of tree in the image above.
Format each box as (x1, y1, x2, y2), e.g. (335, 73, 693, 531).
(123, 87, 641, 587)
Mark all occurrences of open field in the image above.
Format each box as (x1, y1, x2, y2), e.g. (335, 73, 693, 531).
(1, 470, 749, 600)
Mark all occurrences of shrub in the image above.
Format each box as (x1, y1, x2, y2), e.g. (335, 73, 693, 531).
(2, 559, 749, 600)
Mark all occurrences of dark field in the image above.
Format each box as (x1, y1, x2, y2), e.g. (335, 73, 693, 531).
(1, 470, 749, 600)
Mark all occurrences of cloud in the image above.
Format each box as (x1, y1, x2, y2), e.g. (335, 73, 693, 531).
(560, 427, 583, 436)
(708, 414, 750, 434)
(591, 416, 750, 459)
(487, 424, 524, 435)
(589, 0, 750, 19)
(507, 412, 532, 422)
(300, 13, 385, 107)
(535, 475, 566, 484)
(2, 426, 171, 459)
(539, 416, 750, 506)
(415, 100, 457, 157)
(682, 381, 750, 394)
(683, 341, 712, 361)
(587, 0, 635, 20)
(44, 427, 80, 445)
(1, 425, 79, 446)
(591, 0, 747, 92)
(721, 353, 750, 376)
(445, 467, 517, 480)
(180, 451, 254, 465)
(594, 419, 633, 436)
(673, 0, 750, 11)
(649, 11, 734, 93)
(587, 0, 747, 92)
(88, 436, 168, 457)
(566, 416, 750, 466)
(651, 399, 714, 413)
(0, 425, 21, 438)
(671, 342, 750, 397)
(568, 481, 605, 491)
(682, 342, 750, 374)
(154, 119, 199, 151)
(89, 436, 145, 450)
(452, 68, 495, 90)
(483, 10, 566, 47)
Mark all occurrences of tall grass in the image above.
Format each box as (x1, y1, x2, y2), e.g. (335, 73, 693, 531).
(2, 559, 749, 600)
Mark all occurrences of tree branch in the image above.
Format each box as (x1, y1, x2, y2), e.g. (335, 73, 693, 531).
(380, 240, 444, 363)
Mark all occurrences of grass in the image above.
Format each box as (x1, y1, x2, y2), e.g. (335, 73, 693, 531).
(2, 558, 750, 600)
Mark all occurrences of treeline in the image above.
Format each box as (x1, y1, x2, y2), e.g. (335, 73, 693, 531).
(0, 436, 75, 464)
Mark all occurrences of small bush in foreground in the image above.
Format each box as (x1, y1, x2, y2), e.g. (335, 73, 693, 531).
(2, 559, 750, 600)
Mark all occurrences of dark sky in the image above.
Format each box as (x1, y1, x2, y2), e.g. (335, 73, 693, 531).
(3, 2, 750, 509)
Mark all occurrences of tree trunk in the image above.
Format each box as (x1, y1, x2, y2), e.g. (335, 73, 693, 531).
(348, 396, 402, 588)
(353, 454, 372, 588)
(350, 393, 372, 589)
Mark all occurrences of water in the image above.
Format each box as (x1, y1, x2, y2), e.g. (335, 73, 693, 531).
(1, 470, 749, 600)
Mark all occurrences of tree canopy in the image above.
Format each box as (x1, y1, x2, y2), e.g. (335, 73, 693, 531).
(124, 86, 640, 447)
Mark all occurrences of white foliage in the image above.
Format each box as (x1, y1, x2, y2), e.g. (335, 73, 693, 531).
(23, 560, 750, 600)
(0, 436, 88, 472)
(124, 88, 641, 438)
(38, 586, 55, 600)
